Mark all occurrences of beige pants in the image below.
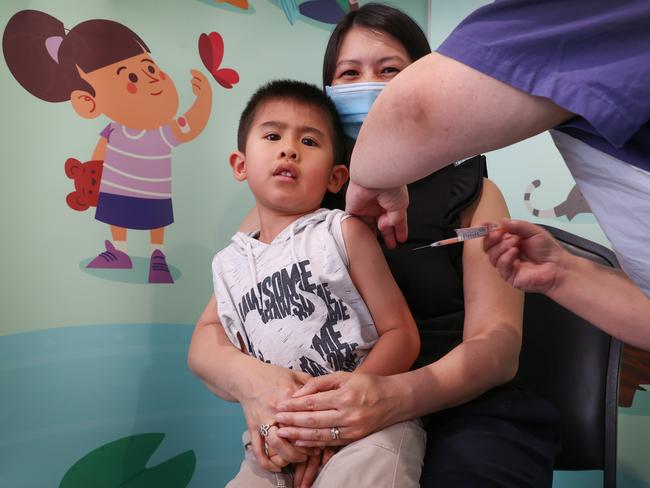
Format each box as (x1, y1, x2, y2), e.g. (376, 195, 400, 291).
(226, 419, 426, 488)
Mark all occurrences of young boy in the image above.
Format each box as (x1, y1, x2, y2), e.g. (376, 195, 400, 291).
(203, 80, 424, 487)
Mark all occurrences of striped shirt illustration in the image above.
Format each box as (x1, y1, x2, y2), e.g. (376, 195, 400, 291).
(99, 123, 180, 199)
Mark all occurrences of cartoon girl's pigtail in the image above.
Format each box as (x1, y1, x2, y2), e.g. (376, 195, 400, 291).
(45, 35, 64, 64)
(2, 10, 81, 102)
(4, 10, 149, 104)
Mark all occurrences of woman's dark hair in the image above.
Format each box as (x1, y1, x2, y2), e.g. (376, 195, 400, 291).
(3, 10, 149, 102)
(322, 3, 431, 87)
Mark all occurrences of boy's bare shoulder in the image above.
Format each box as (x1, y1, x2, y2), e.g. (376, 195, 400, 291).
(341, 214, 376, 243)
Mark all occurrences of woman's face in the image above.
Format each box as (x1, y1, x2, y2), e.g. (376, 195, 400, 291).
(331, 27, 412, 86)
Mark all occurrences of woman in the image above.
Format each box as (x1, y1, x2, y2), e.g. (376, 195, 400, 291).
(274, 4, 559, 487)
(189, 4, 558, 487)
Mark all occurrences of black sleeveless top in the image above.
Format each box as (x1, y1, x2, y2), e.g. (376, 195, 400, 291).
(382, 155, 487, 369)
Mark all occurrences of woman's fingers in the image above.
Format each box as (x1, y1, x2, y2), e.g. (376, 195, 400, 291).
(250, 428, 282, 472)
(294, 439, 349, 448)
(286, 371, 350, 400)
(276, 408, 340, 431)
(276, 421, 345, 441)
(299, 454, 323, 488)
(291, 370, 313, 387)
(265, 425, 308, 464)
(269, 453, 288, 468)
(277, 390, 339, 414)
(322, 447, 338, 465)
(293, 460, 307, 488)
(294, 445, 323, 457)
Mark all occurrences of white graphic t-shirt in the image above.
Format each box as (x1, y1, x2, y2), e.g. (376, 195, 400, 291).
(212, 209, 378, 376)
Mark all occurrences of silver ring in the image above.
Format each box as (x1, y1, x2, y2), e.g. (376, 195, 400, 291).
(259, 423, 274, 438)
(264, 441, 270, 457)
(330, 426, 340, 440)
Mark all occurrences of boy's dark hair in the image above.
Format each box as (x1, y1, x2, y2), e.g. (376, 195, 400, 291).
(322, 3, 431, 87)
(237, 79, 346, 165)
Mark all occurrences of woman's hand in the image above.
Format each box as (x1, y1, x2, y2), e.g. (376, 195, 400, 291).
(345, 181, 409, 249)
(291, 447, 338, 488)
(274, 372, 404, 448)
(483, 219, 567, 294)
(293, 451, 322, 488)
(239, 362, 313, 471)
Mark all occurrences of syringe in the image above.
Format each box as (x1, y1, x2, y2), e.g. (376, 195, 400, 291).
(413, 223, 503, 250)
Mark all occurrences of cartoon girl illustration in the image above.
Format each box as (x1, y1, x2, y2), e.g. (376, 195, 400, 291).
(3, 10, 212, 283)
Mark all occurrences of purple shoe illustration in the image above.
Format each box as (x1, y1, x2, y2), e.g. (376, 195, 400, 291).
(86, 240, 133, 269)
(148, 249, 174, 284)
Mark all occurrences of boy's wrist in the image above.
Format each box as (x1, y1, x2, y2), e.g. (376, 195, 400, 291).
(224, 352, 263, 402)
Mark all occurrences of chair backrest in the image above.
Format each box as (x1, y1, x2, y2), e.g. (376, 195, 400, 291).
(518, 225, 622, 488)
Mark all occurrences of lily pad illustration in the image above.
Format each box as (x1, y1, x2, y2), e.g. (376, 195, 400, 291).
(60, 433, 195, 487)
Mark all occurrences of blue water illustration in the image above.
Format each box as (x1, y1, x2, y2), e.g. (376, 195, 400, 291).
(0, 324, 246, 487)
(0, 324, 647, 487)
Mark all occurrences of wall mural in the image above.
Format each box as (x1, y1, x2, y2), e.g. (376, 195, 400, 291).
(523, 180, 593, 223)
(1, 2, 648, 487)
(205, 0, 360, 25)
(2, 10, 238, 285)
(60, 434, 196, 488)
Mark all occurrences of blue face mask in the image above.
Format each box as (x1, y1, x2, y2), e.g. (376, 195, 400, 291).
(326, 82, 387, 140)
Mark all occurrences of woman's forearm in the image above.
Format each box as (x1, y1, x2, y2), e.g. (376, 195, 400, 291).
(385, 327, 520, 423)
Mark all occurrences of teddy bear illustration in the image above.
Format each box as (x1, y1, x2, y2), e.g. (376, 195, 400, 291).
(65, 158, 103, 211)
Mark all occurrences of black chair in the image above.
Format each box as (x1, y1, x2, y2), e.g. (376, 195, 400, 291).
(518, 225, 622, 487)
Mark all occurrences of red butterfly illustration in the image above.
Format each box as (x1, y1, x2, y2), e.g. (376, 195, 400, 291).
(198, 32, 240, 89)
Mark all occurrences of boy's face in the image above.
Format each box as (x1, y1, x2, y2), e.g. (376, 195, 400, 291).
(231, 99, 348, 216)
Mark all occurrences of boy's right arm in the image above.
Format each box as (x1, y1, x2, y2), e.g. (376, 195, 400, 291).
(188, 294, 243, 401)
(342, 216, 420, 376)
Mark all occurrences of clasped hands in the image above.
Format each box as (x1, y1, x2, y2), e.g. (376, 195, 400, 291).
(244, 368, 398, 487)
(242, 366, 336, 487)
(258, 421, 338, 488)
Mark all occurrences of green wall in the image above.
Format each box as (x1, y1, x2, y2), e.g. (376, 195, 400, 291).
(1, 0, 647, 487)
